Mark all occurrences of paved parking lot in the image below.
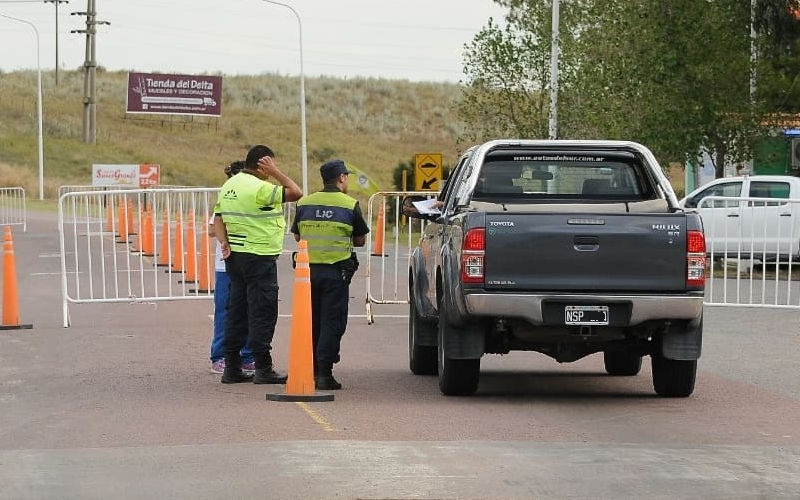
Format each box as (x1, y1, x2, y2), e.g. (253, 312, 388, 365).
(1, 211, 799, 499)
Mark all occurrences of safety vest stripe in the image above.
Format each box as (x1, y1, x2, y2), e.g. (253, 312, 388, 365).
(265, 185, 280, 205)
(295, 204, 355, 225)
(220, 211, 283, 219)
(307, 244, 354, 252)
(304, 234, 351, 242)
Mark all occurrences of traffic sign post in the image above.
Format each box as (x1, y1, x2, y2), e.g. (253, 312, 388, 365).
(414, 153, 443, 191)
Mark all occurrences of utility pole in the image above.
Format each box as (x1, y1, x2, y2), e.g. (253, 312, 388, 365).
(43, 0, 68, 85)
(71, 0, 108, 144)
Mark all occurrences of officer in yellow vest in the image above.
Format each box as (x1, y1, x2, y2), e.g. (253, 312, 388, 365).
(214, 145, 302, 384)
(291, 160, 369, 390)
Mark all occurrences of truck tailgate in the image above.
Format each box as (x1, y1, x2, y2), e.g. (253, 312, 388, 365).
(484, 213, 687, 292)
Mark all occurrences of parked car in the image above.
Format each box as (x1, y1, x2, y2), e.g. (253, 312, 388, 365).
(403, 140, 705, 397)
(679, 175, 800, 259)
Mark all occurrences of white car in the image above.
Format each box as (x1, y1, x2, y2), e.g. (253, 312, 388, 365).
(679, 175, 800, 259)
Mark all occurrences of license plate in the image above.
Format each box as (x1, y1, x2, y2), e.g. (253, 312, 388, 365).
(564, 305, 609, 325)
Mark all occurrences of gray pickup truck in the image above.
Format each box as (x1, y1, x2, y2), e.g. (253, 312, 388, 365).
(403, 140, 706, 397)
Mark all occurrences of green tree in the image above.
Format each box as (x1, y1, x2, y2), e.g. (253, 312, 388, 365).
(461, 0, 798, 178)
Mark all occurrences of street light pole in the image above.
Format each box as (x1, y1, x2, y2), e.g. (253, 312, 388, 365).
(44, 0, 69, 86)
(548, 0, 560, 140)
(261, 0, 308, 195)
(0, 13, 44, 200)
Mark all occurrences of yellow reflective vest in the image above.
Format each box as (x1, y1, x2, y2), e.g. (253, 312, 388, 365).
(214, 172, 285, 256)
(295, 191, 356, 264)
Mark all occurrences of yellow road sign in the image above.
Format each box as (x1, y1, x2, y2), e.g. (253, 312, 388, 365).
(414, 153, 443, 191)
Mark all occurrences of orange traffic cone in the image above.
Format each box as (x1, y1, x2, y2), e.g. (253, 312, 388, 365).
(127, 199, 137, 236)
(371, 200, 386, 256)
(191, 225, 214, 294)
(180, 211, 197, 283)
(141, 209, 155, 257)
(1, 226, 33, 330)
(116, 198, 129, 243)
(266, 240, 333, 402)
(156, 209, 171, 267)
(169, 211, 185, 273)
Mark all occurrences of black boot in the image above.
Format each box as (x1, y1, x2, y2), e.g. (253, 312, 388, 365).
(315, 364, 342, 390)
(253, 366, 287, 384)
(221, 364, 254, 384)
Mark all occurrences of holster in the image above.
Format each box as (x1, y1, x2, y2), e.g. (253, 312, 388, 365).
(338, 253, 359, 284)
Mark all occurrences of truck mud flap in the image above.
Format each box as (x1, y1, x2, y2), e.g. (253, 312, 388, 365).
(443, 323, 485, 360)
(660, 318, 703, 361)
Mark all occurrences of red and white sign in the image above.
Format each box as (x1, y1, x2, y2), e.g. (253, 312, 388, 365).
(126, 72, 222, 117)
(92, 164, 161, 188)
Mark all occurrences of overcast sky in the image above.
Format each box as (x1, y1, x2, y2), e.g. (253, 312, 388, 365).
(0, 0, 508, 82)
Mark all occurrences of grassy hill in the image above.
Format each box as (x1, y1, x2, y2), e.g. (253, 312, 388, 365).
(0, 69, 466, 199)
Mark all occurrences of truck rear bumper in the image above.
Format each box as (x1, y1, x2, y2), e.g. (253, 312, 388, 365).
(463, 292, 703, 326)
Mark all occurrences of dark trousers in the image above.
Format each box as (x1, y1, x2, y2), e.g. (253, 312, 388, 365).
(310, 264, 349, 367)
(224, 252, 279, 370)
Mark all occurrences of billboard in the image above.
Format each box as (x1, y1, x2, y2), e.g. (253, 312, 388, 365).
(92, 164, 161, 188)
(126, 72, 222, 116)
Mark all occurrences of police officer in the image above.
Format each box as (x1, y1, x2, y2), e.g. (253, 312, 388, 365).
(214, 145, 302, 384)
(291, 159, 369, 390)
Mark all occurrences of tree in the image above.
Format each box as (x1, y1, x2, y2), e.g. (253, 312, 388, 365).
(458, 14, 555, 142)
(460, 0, 799, 178)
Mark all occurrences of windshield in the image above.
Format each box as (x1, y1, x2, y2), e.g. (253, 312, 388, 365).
(471, 152, 652, 202)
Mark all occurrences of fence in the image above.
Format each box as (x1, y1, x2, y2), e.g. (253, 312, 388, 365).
(365, 191, 437, 323)
(59, 187, 224, 327)
(0, 187, 26, 232)
(698, 195, 800, 309)
(58, 185, 296, 233)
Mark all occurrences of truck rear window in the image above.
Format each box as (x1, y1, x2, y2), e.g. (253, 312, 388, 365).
(473, 152, 651, 201)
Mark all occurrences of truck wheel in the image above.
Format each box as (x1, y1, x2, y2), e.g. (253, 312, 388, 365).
(603, 351, 642, 376)
(409, 292, 437, 375)
(437, 315, 480, 396)
(651, 355, 696, 397)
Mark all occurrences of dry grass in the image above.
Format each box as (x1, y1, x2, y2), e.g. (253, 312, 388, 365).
(0, 70, 465, 203)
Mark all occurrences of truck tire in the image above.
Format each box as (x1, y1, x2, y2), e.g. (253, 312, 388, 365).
(437, 314, 480, 396)
(603, 351, 642, 376)
(651, 355, 696, 397)
(409, 290, 437, 375)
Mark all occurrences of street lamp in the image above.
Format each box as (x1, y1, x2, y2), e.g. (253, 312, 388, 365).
(260, 0, 308, 195)
(43, 0, 68, 85)
(548, 0, 560, 140)
(0, 12, 44, 200)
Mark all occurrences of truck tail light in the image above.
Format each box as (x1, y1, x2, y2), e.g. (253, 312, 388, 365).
(461, 228, 485, 284)
(686, 229, 706, 288)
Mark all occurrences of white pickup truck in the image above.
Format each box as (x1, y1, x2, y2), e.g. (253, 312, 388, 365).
(680, 175, 800, 260)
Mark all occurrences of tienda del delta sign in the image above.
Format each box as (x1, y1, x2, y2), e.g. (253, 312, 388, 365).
(126, 72, 222, 117)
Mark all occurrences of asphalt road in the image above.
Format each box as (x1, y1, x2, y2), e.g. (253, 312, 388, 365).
(1, 210, 799, 499)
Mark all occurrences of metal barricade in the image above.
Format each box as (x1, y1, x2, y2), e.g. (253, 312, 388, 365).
(365, 191, 436, 323)
(58, 188, 222, 327)
(698, 195, 800, 309)
(0, 186, 26, 232)
(58, 184, 195, 198)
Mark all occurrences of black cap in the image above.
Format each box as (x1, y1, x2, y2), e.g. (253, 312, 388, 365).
(320, 159, 352, 182)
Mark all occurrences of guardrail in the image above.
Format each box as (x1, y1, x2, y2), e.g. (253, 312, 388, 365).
(697, 195, 800, 309)
(365, 191, 437, 323)
(0, 186, 26, 232)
